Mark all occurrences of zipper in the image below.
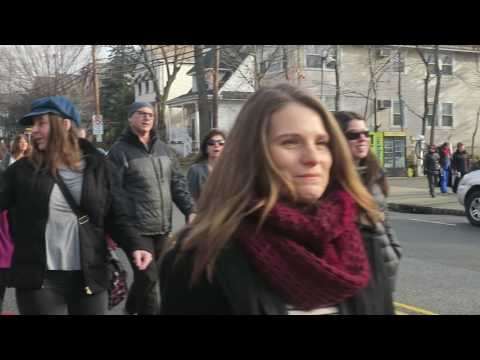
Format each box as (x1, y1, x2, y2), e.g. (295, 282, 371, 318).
(150, 152, 168, 230)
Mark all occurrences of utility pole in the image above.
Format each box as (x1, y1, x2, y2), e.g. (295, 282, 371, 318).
(92, 45, 101, 116)
(91, 45, 102, 143)
(212, 45, 220, 128)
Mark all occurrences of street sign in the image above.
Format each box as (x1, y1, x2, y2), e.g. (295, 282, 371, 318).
(92, 114, 104, 135)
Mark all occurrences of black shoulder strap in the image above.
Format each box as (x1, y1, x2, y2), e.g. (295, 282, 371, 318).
(54, 173, 90, 224)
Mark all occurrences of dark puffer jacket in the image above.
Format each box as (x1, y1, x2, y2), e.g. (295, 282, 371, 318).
(108, 128, 194, 235)
(358, 166, 402, 292)
(0, 139, 153, 293)
(452, 150, 470, 174)
(159, 222, 394, 315)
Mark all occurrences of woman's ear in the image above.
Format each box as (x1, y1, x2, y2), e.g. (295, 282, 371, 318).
(63, 119, 72, 131)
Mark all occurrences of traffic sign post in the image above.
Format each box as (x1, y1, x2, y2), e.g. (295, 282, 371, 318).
(92, 114, 104, 144)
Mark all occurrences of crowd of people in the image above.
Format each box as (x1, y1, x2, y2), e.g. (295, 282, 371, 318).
(423, 141, 471, 197)
(0, 83, 404, 315)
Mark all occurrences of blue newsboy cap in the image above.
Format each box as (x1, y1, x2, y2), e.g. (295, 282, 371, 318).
(19, 96, 81, 127)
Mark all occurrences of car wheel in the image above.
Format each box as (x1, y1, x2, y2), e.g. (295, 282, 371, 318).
(466, 191, 480, 226)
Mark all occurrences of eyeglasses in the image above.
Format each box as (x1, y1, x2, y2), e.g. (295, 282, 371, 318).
(135, 111, 154, 118)
(207, 140, 225, 146)
(345, 130, 370, 141)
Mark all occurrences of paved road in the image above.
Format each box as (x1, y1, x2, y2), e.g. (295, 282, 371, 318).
(391, 211, 480, 315)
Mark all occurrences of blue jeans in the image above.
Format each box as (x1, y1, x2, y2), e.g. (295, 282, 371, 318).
(440, 166, 450, 193)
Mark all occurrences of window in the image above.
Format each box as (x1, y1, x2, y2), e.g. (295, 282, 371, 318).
(427, 53, 453, 75)
(389, 51, 406, 73)
(320, 95, 336, 111)
(137, 82, 142, 96)
(261, 59, 283, 73)
(392, 100, 405, 127)
(442, 103, 453, 127)
(145, 80, 150, 94)
(305, 45, 336, 69)
(426, 102, 454, 128)
(259, 45, 284, 74)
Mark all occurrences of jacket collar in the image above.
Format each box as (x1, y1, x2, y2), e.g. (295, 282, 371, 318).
(121, 126, 157, 150)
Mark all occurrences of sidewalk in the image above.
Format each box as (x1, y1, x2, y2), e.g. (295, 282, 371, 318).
(387, 177, 464, 216)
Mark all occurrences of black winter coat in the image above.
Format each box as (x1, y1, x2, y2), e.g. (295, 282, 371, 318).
(108, 128, 194, 235)
(452, 150, 469, 174)
(424, 152, 440, 174)
(358, 166, 402, 292)
(159, 224, 395, 315)
(0, 139, 153, 293)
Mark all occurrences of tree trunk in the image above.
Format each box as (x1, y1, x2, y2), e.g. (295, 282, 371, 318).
(397, 50, 405, 131)
(416, 46, 431, 137)
(194, 45, 210, 142)
(430, 46, 442, 145)
(157, 101, 167, 141)
(472, 106, 480, 158)
(334, 45, 342, 111)
(212, 45, 220, 128)
(363, 81, 371, 120)
(372, 83, 379, 131)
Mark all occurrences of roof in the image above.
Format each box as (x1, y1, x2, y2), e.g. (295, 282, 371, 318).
(166, 89, 252, 107)
(186, 46, 249, 75)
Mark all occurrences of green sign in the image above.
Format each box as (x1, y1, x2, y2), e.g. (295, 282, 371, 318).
(369, 131, 384, 166)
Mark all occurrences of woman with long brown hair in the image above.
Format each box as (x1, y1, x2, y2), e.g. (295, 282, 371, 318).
(0, 134, 30, 171)
(333, 111, 402, 292)
(159, 84, 395, 315)
(0, 96, 153, 315)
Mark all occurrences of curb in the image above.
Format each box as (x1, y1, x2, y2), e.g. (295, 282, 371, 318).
(388, 203, 465, 216)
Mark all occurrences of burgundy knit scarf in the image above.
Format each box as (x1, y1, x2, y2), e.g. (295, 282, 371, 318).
(237, 190, 370, 311)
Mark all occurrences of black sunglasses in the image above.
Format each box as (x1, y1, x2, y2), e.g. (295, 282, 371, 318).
(207, 140, 225, 146)
(345, 130, 370, 141)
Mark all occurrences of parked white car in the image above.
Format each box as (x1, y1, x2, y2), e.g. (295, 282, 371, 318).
(457, 169, 480, 226)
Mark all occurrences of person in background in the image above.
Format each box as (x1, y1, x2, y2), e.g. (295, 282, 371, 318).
(0, 134, 31, 171)
(333, 111, 402, 292)
(187, 129, 227, 203)
(76, 128, 87, 139)
(159, 83, 395, 315)
(439, 142, 452, 193)
(0, 96, 153, 315)
(451, 142, 470, 193)
(108, 101, 195, 315)
(424, 144, 441, 198)
(0, 134, 32, 313)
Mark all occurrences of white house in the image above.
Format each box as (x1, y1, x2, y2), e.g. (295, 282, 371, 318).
(166, 46, 255, 153)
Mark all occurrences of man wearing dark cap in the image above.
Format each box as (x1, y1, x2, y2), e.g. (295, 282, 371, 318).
(108, 101, 195, 315)
(452, 142, 470, 193)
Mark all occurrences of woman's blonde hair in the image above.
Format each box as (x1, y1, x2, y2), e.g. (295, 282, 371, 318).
(28, 114, 82, 175)
(175, 83, 381, 285)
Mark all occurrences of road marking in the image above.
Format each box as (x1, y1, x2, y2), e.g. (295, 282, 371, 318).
(395, 310, 408, 315)
(408, 218, 456, 227)
(394, 302, 439, 315)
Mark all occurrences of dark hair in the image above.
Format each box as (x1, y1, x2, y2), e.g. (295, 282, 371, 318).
(194, 128, 227, 164)
(11, 134, 31, 158)
(333, 111, 389, 196)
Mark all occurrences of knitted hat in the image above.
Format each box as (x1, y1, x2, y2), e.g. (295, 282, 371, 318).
(19, 96, 81, 127)
(127, 101, 154, 118)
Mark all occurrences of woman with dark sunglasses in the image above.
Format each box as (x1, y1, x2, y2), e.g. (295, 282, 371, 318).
(334, 111, 402, 293)
(187, 129, 227, 203)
